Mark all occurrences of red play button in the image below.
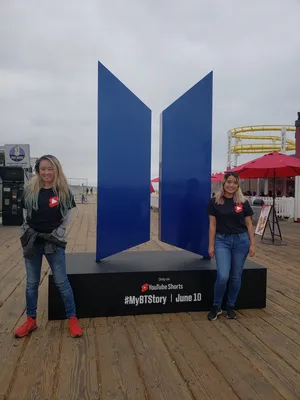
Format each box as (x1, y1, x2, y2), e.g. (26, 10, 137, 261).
(235, 205, 243, 213)
(49, 196, 59, 208)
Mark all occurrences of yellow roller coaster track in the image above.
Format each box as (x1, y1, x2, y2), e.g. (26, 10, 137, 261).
(227, 125, 296, 168)
(229, 125, 296, 154)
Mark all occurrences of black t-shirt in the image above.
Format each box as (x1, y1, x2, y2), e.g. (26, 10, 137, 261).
(207, 197, 253, 234)
(23, 188, 76, 233)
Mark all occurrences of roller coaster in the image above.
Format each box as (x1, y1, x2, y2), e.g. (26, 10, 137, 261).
(227, 125, 296, 169)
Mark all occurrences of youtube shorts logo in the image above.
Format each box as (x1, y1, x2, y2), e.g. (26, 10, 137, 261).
(235, 204, 243, 213)
(141, 283, 149, 293)
(49, 196, 59, 208)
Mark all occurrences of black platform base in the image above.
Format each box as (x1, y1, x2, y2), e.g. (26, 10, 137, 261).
(48, 251, 267, 320)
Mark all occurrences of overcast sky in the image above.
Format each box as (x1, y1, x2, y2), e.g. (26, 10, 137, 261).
(1, 0, 299, 186)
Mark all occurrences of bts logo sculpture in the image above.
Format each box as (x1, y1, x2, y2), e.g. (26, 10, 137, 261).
(48, 62, 267, 321)
(96, 62, 213, 262)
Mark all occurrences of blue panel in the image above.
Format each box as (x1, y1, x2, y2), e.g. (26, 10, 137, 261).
(96, 62, 151, 261)
(159, 72, 213, 257)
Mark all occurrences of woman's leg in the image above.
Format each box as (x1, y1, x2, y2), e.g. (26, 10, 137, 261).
(213, 235, 232, 308)
(25, 244, 43, 318)
(227, 233, 250, 315)
(15, 244, 43, 337)
(208, 235, 232, 320)
(46, 247, 82, 337)
(45, 247, 76, 318)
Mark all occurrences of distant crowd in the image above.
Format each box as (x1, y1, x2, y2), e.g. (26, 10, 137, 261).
(81, 187, 93, 203)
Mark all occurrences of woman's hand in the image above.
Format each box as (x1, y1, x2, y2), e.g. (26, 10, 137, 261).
(208, 246, 215, 259)
(249, 244, 255, 257)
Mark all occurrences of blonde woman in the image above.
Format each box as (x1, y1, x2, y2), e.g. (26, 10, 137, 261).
(207, 172, 255, 320)
(15, 155, 82, 338)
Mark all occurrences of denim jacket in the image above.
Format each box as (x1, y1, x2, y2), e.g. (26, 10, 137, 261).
(20, 223, 67, 259)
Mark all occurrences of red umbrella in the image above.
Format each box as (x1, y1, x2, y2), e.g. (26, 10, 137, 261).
(150, 183, 155, 193)
(211, 173, 225, 182)
(227, 152, 300, 178)
(226, 152, 300, 243)
(151, 177, 159, 183)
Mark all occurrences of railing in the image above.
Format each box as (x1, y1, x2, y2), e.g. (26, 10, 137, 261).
(151, 194, 296, 220)
(151, 193, 159, 209)
(247, 196, 295, 219)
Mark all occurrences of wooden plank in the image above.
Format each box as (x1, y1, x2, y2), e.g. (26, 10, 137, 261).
(125, 316, 194, 400)
(268, 277, 300, 305)
(0, 259, 25, 306)
(0, 237, 21, 267)
(152, 314, 239, 400)
(215, 319, 300, 400)
(142, 240, 164, 251)
(0, 235, 19, 253)
(238, 316, 300, 373)
(269, 270, 300, 292)
(185, 316, 284, 400)
(67, 206, 83, 253)
(96, 316, 147, 400)
(0, 254, 48, 308)
(86, 203, 96, 252)
(0, 276, 26, 333)
(7, 321, 62, 400)
(240, 308, 300, 344)
(267, 287, 300, 317)
(35, 271, 50, 330)
(0, 332, 27, 399)
(54, 327, 99, 400)
(267, 299, 300, 326)
(255, 252, 300, 279)
(72, 204, 90, 253)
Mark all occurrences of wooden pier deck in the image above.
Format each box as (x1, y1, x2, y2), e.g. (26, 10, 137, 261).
(0, 203, 300, 399)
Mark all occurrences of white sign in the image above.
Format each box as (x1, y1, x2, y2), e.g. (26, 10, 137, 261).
(255, 205, 272, 236)
(4, 144, 30, 168)
(281, 127, 286, 153)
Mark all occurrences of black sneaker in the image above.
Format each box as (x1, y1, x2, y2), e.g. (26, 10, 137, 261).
(226, 307, 236, 319)
(207, 306, 222, 321)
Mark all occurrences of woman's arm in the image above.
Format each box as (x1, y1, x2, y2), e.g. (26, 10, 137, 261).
(245, 216, 255, 256)
(61, 209, 73, 229)
(208, 215, 217, 258)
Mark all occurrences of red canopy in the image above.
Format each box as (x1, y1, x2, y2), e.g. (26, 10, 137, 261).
(150, 183, 155, 193)
(227, 152, 300, 179)
(151, 177, 159, 183)
(211, 173, 224, 182)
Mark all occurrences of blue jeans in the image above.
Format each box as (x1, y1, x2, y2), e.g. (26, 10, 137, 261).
(213, 232, 250, 308)
(25, 244, 76, 318)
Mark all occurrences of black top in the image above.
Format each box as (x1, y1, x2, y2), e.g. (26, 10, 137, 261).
(207, 197, 253, 235)
(23, 188, 76, 233)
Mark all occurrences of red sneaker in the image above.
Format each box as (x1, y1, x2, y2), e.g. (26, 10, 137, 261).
(14, 317, 37, 338)
(68, 316, 83, 338)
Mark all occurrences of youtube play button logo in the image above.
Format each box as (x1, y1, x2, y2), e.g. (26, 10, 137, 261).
(49, 196, 59, 208)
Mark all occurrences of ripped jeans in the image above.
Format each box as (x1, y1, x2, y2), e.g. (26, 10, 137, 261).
(25, 243, 76, 318)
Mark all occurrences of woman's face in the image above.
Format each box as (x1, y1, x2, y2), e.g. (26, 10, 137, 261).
(223, 174, 239, 195)
(39, 159, 55, 185)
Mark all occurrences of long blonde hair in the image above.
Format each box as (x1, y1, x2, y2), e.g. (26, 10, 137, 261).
(215, 172, 246, 205)
(24, 154, 73, 218)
